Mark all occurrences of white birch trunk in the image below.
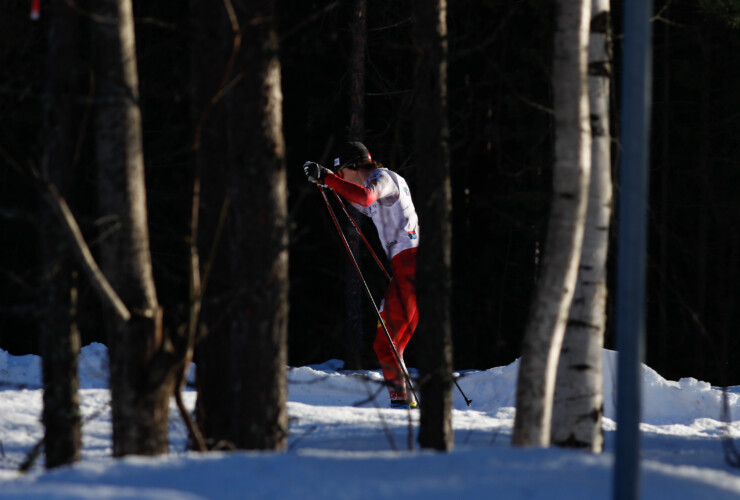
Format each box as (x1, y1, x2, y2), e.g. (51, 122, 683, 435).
(551, 0, 612, 453)
(512, 0, 592, 448)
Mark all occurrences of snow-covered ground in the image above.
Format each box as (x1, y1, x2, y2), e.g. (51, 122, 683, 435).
(1, 343, 739, 499)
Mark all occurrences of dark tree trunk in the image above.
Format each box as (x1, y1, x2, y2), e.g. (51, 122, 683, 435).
(189, 0, 234, 450)
(227, 0, 289, 451)
(39, 0, 85, 469)
(40, 273, 82, 468)
(92, 0, 174, 457)
(344, 0, 368, 370)
(348, 0, 367, 141)
(414, 0, 454, 452)
(657, 11, 671, 372)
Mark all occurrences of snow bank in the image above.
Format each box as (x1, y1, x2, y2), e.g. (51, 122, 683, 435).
(600, 349, 739, 427)
(1, 344, 739, 499)
(2, 344, 738, 427)
(0, 343, 109, 390)
(77, 343, 110, 389)
(1, 351, 41, 388)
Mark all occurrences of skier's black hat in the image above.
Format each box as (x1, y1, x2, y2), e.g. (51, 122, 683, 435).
(333, 142, 372, 171)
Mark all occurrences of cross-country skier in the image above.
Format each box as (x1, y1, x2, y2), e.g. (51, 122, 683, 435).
(303, 142, 420, 409)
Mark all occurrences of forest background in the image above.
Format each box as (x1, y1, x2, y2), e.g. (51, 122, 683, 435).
(1, 0, 739, 386)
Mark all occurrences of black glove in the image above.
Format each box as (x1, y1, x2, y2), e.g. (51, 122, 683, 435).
(303, 161, 331, 183)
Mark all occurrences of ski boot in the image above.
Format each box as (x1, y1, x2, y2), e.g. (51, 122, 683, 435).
(390, 392, 419, 409)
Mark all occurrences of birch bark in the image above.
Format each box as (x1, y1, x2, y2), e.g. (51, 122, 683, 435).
(551, 0, 612, 453)
(512, 0, 592, 448)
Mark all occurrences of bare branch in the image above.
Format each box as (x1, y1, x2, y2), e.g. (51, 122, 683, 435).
(62, 0, 176, 28)
(0, 122, 130, 326)
(368, 17, 412, 33)
(280, 1, 341, 42)
(0, 268, 36, 294)
(19, 438, 44, 473)
(29, 165, 131, 322)
(174, 368, 207, 451)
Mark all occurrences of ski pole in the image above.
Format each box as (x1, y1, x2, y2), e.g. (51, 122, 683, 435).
(454, 377, 472, 407)
(317, 184, 420, 407)
(330, 187, 473, 407)
(330, 190, 392, 281)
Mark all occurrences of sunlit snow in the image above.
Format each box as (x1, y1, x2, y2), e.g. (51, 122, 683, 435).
(1, 343, 739, 499)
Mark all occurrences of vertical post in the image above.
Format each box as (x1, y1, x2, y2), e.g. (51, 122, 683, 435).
(613, 0, 653, 498)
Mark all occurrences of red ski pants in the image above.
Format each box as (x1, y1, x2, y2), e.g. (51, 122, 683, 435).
(373, 247, 418, 397)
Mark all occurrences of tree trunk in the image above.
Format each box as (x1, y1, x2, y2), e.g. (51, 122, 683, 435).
(512, 0, 591, 448)
(92, 0, 173, 457)
(414, 0, 454, 452)
(657, 11, 671, 372)
(39, 0, 84, 469)
(348, 0, 367, 141)
(189, 0, 235, 450)
(344, 0, 368, 370)
(551, 0, 612, 453)
(40, 273, 82, 468)
(228, 0, 289, 451)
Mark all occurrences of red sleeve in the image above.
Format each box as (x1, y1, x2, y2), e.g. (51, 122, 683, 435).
(324, 173, 379, 207)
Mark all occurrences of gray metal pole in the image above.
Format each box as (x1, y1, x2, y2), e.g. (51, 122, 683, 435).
(613, 0, 653, 499)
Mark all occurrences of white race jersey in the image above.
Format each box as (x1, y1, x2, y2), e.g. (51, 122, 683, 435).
(350, 168, 419, 260)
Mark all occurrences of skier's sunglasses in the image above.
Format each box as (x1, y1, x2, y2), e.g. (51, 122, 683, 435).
(334, 161, 357, 179)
